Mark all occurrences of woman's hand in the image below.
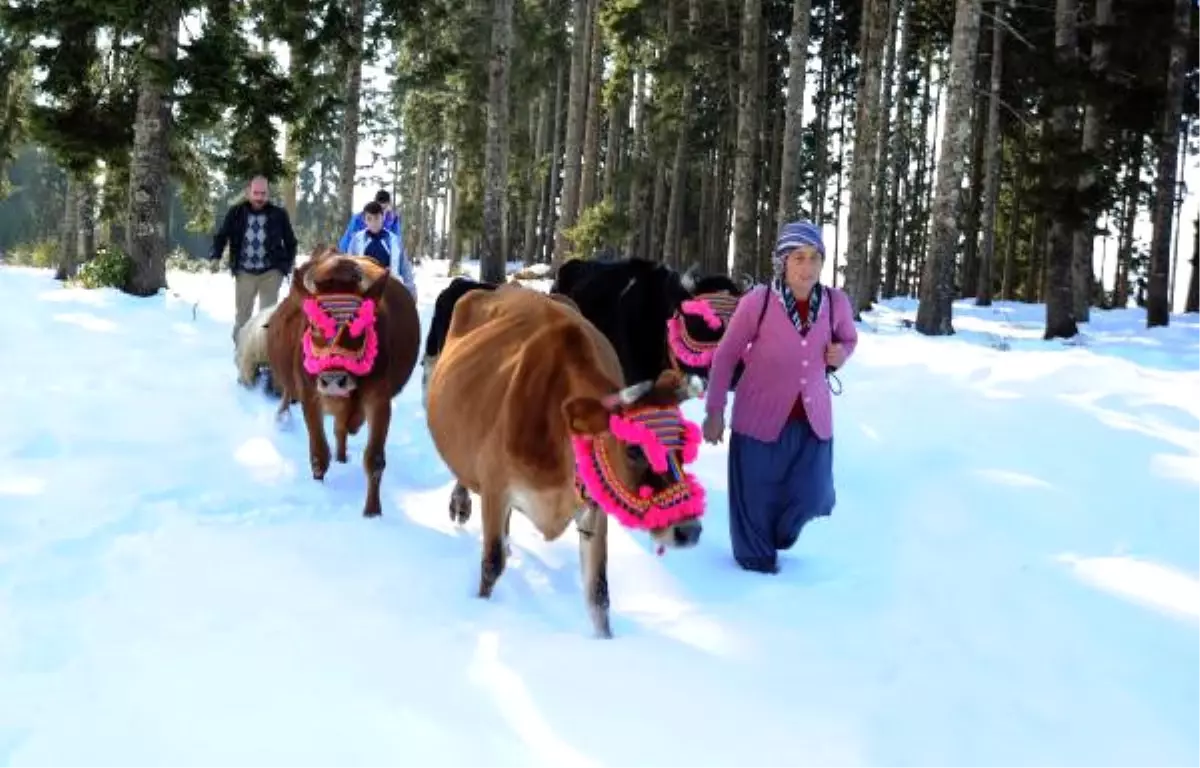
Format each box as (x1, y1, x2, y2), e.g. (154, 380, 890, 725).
(825, 342, 846, 369)
(702, 412, 725, 445)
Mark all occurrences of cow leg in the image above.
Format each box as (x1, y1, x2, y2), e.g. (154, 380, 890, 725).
(504, 506, 513, 557)
(333, 409, 349, 464)
(478, 489, 509, 599)
(300, 393, 330, 481)
(577, 501, 613, 638)
(361, 397, 391, 518)
(274, 396, 291, 423)
(333, 403, 363, 463)
(449, 483, 472, 524)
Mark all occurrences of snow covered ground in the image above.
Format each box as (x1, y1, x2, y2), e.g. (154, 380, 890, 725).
(0, 259, 1197, 767)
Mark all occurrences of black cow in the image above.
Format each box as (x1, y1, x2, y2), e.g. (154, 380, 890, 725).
(421, 276, 500, 405)
(550, 258, 690, 388)
(549, 257, 746, 391)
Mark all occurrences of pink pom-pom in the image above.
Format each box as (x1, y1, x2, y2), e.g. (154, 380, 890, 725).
(639, 485, 654, 499)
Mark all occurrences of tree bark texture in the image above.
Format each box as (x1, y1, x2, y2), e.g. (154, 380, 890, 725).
(481, 0, 513, 284)
(843, 0, 888, 312)
(336, 0, 366, 225)
(1043, 0, 1080, 340)
(914, 0, 982, 335)
(730, 0, 762, 281)
(774, 0, 813, 231)
(1145, 0, 1190, 327)
(553, 0, 591, 266)
(976, 0, 1008, 306)
(125, 6, 179, 297)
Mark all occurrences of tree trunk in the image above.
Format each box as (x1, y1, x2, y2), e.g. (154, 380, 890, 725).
(78, 174, 96, 264)
(843, 0, 888, 311)
(1070, 0, 1112, 322)
(1043, 0, 1080, 340)
(125, 5, 179, 297)
(976, 0, 1008, 306)
(1000, 138, 1021, 300)
(524, 88, 549, 265)
(664, 0, 699, 269)
(866, 0, 900, 304)
(811, 5, 835, 226)
(1113, 138, 1142, 307)
(730, 0, 762, 281)
(578, 0, 604, 216)
(624, 70, 646, 259)
(959, 68, 988, 298)
(1145, 0, 1190, 327)
(336, 0, 366, 224)
(448, 154, 462, 269)
(542, 62, 566, 264)
(553, 0, 592, 265)
(882, 0, 912, 299)
(481, 0, 512, 284)
(1185, 216, 1199, 313)
(55, 174, 79, 281)
(774, 0, 813, 229)
(282, 39, 307, 221)
(914, 0, 982, 335)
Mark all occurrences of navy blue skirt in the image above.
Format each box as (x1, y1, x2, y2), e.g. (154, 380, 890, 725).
(727, 418, 835, 572)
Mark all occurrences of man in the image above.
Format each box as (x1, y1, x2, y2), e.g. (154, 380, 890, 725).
(337, 189, 402, 252)
(346, 200, 417, 297)
(208, 176, 298, 342)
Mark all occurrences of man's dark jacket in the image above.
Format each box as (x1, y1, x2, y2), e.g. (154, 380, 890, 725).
(209, 201, 299, 275)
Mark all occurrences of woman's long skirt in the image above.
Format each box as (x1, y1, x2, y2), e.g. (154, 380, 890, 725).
(727, 418, 835, 573)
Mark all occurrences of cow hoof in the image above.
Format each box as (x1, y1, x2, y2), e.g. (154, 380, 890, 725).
(449, 487, 472, 525)
(336, 450, 348, 463)
(591, 611, 613, 639)
(363, 507, 381, 518)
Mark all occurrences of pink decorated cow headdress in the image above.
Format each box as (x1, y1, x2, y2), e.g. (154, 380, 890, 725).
(301, 292, 380, 376)
(572, 403, 706, 533)
(666, 292, 742, 370)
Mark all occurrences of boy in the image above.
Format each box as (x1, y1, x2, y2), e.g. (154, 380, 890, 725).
(346, 200, 417, 297)
(337, 189, 402, 251)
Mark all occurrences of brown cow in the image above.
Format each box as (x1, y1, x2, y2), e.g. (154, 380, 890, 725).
(425, 283, 707, 638)
(266, 245, 421, 518)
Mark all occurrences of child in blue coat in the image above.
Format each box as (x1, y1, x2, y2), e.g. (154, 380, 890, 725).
(345, 201, 416, 297)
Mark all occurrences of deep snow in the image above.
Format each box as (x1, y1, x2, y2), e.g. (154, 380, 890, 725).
(0, 260, 1196, 767)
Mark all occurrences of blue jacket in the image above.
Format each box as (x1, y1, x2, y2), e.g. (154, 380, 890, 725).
(346, 228, 416, 297)
(338, 209, 402, 252)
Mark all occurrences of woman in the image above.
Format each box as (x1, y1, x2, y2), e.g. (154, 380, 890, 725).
(702, 220, 858, 574)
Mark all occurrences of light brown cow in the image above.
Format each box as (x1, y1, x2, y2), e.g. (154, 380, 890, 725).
(425, 283, 707, 638)
(266, 245, 421, 518)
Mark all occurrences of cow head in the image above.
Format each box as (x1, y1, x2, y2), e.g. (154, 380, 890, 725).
(566, 369, 707, 552)
(294, 247, 387, 398)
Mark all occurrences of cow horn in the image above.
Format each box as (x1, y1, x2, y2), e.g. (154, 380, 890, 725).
(616, 380, 653, 405)
(303, 269, 317, 294)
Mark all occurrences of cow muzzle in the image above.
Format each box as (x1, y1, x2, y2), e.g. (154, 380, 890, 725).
(653, 517, 702, 550)
(316, 370, 357, 397)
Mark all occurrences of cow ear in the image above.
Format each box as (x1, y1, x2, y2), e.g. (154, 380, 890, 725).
(563, 396, 611, 435)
